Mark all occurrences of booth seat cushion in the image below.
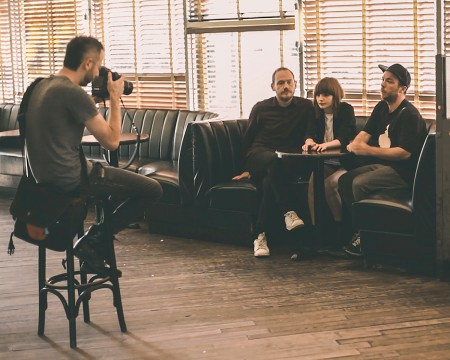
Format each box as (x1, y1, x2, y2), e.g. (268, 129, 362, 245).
(187, 119, 269, 242)
(352, 132, 436, 270)
(192, 119, 248, 206)
(0, 104, 20, 132)
(207, 180, 258, 213)
(138, 160, 176, 176)
(352, 198, 413, 236)
(148, 172, 181, 205)
(0, 148, 23, 175)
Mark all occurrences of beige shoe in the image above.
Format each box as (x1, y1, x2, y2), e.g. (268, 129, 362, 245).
(253, 232, 270, 257)
(284, 211, 304, 231)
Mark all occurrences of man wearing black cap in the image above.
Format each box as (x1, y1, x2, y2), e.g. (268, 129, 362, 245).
(338, 63, 427, 256)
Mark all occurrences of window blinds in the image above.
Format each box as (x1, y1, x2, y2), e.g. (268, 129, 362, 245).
(90, 0, 187, 109)
(303, 0, 436, 118)
(0, 0, 448, 118)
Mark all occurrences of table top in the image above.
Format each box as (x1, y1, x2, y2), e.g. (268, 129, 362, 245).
(0, 129, 20, 138)
(276, 148, 350, 159)
(81, 133, 149, 146)
(0, 130, 149, 146)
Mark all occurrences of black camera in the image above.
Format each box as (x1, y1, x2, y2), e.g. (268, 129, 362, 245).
(91, 66, 133, 99)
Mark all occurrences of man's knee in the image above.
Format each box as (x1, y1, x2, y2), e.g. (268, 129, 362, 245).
(146, 178, 163, 201)
(248, 151, 278, 179)
(351, 176, 368, 201)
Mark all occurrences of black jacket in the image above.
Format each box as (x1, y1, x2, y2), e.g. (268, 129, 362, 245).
(306, 101, 357, 147)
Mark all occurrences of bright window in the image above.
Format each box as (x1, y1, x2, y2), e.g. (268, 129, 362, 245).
(87, 0, 186, 108)
(0, 0, 449, 120)
(303, 0, 437, 118)
(186, 0, 297, 118)
(0, 0, 186, 110)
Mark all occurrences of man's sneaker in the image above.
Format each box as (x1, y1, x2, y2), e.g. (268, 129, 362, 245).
(284, 211, 304, 231)
(343, 232, 363, 257)
(254, 233, 270, 257)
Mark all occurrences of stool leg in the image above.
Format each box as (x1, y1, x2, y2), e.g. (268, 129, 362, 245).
(79, 270, 91, 323)
(103, 200, 127, 332)
(66, 247, 77, 348)
(77, 223, 91, 324)
(108, 241, 127, 332)
(38, 246, 47, 336)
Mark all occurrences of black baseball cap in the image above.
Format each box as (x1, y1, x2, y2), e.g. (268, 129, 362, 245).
(378, 63, 411, 88)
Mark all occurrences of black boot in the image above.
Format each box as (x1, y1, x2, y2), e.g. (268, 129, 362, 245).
(73, 224, 115, 277)
(81, 224, 107, 260)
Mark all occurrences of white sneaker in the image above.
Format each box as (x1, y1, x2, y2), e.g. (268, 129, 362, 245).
(284, 211, 304, 231)
(253, 233, 270, 257)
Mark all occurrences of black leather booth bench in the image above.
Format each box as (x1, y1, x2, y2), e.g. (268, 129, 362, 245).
(0, 104, 21, 187)
(2, 102, 438, 265)
(0, 104, 217, 202)
(352, 131, 436, 274)
(148, 116, 369, 245)
(153, 118, 263, 244)
(83, 106, 217, 209)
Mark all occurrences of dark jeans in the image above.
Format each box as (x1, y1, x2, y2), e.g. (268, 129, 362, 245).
(85, 161, 163, 234)
(247, 150, 304, 237)
(338, 163, 409, 214)
(338, 163, 409, 240)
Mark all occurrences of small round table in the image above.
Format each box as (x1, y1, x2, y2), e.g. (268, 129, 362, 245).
(82, 133, 150, 169)
(0, 129, 20, 138)
(276, 148, 350, 249)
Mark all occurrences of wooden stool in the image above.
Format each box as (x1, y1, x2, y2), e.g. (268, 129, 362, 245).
(37, 197, 127, 348)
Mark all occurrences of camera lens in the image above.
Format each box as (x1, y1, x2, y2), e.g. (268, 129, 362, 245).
(93, 66, 133, 98)
(123, 81, 133, 95)
(110, 70, 133, 95)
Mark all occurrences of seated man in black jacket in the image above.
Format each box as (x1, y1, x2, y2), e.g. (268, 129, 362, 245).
(233, 67, 314, 257)
(338, 63, 427, 257)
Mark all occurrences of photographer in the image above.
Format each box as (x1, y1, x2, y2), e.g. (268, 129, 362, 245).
(25, 36, 163, 275)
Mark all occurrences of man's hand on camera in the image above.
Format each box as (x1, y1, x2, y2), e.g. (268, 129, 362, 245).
(107, 71, 124, 101)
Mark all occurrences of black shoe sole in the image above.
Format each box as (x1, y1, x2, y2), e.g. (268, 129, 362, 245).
(344, 249, 364, 258)
(80, 261, 122, 278)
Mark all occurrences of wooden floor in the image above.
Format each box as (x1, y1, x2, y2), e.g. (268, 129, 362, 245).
(2, 187, 450, 359)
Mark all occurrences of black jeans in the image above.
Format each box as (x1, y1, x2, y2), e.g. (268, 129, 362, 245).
(338, 163, 409, 243)
(86, 161, 163, 234)
(247, 150, 304, 236)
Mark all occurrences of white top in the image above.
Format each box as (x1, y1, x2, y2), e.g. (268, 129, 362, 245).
(379, 124, 391, 148)
(324, 113, 334, 143)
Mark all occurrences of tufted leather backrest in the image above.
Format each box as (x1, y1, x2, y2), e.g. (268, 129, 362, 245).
(0, 104, 20, 132)
(82, 107, 218, 162)
(191, 119, 248, 204)
(352, 131, 436, 249)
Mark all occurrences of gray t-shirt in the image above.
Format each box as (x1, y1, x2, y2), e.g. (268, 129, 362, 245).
(26, 75, 99, 191)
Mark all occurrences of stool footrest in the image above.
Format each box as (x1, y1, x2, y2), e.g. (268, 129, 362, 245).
(45, 271, 111, 290)
(37, 198, 127, 348)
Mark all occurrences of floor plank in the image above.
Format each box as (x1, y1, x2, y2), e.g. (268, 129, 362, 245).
(1, 186, 450, 359)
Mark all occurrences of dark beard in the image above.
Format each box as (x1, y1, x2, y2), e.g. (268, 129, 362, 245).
(383, 93, 398, 104)
(80, 73, 93, 87)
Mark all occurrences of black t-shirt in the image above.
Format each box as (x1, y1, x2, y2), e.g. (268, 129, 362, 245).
(26, 76, 98, 191)
(243, 96, 314, 161)
(363, 99, 427, 186)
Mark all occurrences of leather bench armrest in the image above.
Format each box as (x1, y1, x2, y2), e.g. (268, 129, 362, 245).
(352, 198, 413, 235)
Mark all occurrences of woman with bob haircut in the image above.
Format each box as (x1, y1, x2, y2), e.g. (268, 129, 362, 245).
(302, 77, 357, 249)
